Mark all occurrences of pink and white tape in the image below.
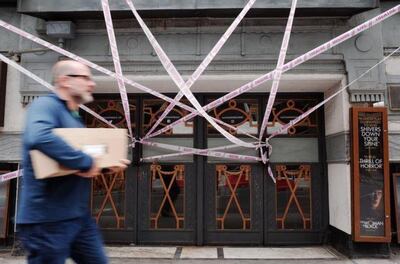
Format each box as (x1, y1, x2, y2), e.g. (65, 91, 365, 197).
(141, 140, 261, 162)
(1, 169, 23, 182)
(259, 0, 297, 141)
(137, 0, 257, 139)
(0, 53, 119, 131)
(0, 14, 256, 144)
(126, 0, 255, 149)
(141, 141, 267, 161)
(0, 16, 258, 181)
(3, 46, 398, 180)
(267, 46, 400, 141)
(1, 4, 399, 147)
(0, 19, 205, 119)
(259, 0, 297, 164)
(0, 12, 257, 181)
(0, 54, 128, 183)
(0, 18, 256, 142)
(147, 4, 400, 140)
(101, 0, 134, 140)
(0, 4, 398, 181)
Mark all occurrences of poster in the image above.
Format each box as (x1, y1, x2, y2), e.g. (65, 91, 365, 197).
(352, 107, 390, 242)
(358, 111, 385, 236)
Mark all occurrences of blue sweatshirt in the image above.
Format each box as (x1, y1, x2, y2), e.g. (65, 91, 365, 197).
(17, 93, 93, 224)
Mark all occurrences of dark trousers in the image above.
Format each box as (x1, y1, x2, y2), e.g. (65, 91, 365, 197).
(18, 215, 108, 264)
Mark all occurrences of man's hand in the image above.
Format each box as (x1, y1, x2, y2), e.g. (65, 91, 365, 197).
(76, 161, 100, 178)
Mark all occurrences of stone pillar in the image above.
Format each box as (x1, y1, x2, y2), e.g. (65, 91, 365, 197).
(325, 78, 352, 241)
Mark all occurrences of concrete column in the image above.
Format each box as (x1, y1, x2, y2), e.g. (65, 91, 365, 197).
(324, 77, 352, 234)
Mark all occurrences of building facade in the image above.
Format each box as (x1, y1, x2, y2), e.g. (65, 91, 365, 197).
(0, 0, 399, 257)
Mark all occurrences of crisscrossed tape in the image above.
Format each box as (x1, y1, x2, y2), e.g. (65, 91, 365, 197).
(0, 4, 398, 182)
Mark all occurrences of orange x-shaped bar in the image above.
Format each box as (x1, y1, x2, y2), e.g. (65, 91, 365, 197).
(219, 169, 247, 229)
(280, 169, 309, 229)
(95, 170, 124, 228)
(153, 170, 181, 229)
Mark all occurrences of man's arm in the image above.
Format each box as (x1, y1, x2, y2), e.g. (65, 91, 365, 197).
(24, 98, 93, 171)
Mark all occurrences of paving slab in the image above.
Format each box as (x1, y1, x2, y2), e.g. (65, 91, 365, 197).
(223, 247, 338, 259)
(180, 247, 218, 259)
(105, 246, 176, 259)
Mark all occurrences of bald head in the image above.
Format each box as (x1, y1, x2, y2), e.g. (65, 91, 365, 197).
(51, 60, 95, 105)
(52, 60, 90, 85)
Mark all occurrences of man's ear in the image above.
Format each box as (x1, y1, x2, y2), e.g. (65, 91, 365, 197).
(57, 75, 70, 88)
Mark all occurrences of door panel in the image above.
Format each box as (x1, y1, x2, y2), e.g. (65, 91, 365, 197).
(149, 164, 185, 229)
(138, 163, 196, 244)
(82, 97, 137, 243)
(204, 163, 264, 245)
(92, 167, 130, 229)
(264, 163, 326, 245)
(275, 164, 312, 230)
(263, 95, 327, 245)
(133, 93, 327, 245)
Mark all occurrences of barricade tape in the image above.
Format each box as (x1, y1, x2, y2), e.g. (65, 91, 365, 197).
(0, 19, 256, 143)
(0, 20, 210, 122)
(0, 53, 119, 130)
(0, 5, 398, 182)
(267, 46, 400, 141)
(259, 0, 297, 140)
(139, 0, 257, 139)
(147, 5, 400, 139)
(0, 169, 23, 182)
(1, 4, 399, 146)
(260, 46, 400, 179)
(143, 47, 400, 178)
(3, 46, 398, 181)
(0, 55, 261, 178)
(101, 0, 134, 141)
(140, 140, 262, 162)
(259, 0, 297, 165)
(141, 141, 267, 162)
(125, 0, 255, 149)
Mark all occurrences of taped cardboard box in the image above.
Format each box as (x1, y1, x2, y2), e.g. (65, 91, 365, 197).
(30, 128, 128, 179)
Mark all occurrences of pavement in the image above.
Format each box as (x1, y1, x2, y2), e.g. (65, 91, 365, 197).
(1, 246, 400, 263)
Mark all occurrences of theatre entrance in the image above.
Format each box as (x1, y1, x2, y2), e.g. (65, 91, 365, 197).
(82, 93, 328, 245)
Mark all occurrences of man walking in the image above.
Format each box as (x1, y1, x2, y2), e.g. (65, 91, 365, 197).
(17, 60, 128, 264)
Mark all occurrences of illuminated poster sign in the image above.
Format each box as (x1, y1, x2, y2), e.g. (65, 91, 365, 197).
(351, 107, 390, 242)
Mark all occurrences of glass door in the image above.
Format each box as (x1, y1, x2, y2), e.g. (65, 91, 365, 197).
(203, 97, 264, 244)
(264, 95, 328, 245)
(82, 96, 137, 243)
(137, 98, 196, 244)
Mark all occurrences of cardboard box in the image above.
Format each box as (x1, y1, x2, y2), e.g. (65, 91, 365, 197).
(30, 128, 128, 179)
